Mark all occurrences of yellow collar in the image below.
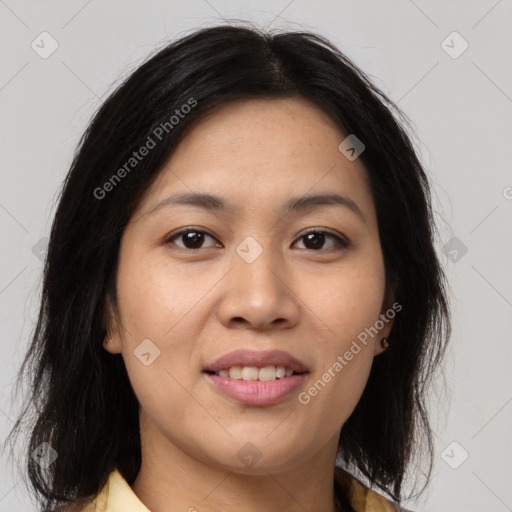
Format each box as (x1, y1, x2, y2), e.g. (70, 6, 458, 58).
(348, 475, 408, 511)
(82, 468, 407, 511)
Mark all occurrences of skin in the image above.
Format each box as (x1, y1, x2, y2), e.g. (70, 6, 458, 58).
(104, 97, 395, 512)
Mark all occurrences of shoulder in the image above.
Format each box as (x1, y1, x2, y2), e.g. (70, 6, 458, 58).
(50, 502, 101, 512)
(49, 474, 110, 512)
(79, 468, 149, 512)
(340, 469, 414, 512)
(51, 496, 107, 512)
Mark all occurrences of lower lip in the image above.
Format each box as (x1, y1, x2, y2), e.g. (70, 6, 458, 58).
(204, 372, 309, 406)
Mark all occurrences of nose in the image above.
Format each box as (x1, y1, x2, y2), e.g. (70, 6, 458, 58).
(216, 245, 300, 332)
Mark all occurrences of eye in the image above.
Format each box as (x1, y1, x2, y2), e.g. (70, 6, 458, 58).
(165, 228, 221, 250)
(293, 229, 349, 252)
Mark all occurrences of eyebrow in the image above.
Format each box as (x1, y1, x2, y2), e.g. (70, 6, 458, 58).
(146, 192, 366, 223)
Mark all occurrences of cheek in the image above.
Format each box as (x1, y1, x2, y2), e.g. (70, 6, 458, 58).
(115, 243, 208, 345)
(294, 252, 384, 423)
(300, 339, 375, 425)
(114, 252, 199, 402)
(305, 252, 386, 343)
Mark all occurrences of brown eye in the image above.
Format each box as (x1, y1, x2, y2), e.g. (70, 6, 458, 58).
(293, 230, 349, 251)
(166, 229, 220, 250)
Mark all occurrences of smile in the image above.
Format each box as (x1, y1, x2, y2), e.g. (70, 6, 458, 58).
(204, 371, 309, 406)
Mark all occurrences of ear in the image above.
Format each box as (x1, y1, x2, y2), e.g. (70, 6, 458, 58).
(102, 293, 122, 354)
(374, 282, 398, 356)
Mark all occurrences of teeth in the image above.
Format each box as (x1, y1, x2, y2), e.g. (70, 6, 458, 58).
(276, 367, 286, 379)
(258, 366, 277, 381)
(227, 367, 241, 379)
(241, 366, 259, 380)
(216, 366, 296, 380)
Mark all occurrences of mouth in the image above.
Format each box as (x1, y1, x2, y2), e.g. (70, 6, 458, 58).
(203, 348, 308, 378)
(202, 349, 310, 406)
(203, 367, 305, 381)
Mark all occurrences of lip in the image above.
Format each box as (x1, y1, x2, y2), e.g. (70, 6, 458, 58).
(205, 373, 309, 406)
(203, 349, 308, 373)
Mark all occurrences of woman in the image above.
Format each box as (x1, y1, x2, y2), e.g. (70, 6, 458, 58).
(7, 23, 451, 512)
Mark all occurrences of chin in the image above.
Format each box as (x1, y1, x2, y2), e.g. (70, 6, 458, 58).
(200, 439, 308, 476)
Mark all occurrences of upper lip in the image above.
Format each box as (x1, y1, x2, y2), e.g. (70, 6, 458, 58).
(204, 349, 309, 373)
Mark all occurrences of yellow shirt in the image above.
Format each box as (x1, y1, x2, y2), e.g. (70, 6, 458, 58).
(81, 468, 409, 512)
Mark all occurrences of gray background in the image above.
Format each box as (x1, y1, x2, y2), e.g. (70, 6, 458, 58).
(1, 1, 511, 511)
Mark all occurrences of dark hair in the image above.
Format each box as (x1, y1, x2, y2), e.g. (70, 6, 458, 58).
(6, 22, 451, 512)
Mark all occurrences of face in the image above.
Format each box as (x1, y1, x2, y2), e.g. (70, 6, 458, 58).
(104, 97, 395, 475)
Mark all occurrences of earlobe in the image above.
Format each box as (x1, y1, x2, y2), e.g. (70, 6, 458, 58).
(374, 337, 390, 356)
(103, 337, 112, 349)
(102, 293, 122, 353)
(376, 284, 397, 352)
(102, 336, 121, 354)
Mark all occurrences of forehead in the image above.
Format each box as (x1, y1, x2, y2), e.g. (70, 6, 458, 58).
(134, 97, 376, 226)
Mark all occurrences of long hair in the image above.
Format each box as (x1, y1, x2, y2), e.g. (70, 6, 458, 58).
(6, 23, 451, 511)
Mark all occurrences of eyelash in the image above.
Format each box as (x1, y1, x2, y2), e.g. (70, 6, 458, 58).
(164, 227, 350, 253)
